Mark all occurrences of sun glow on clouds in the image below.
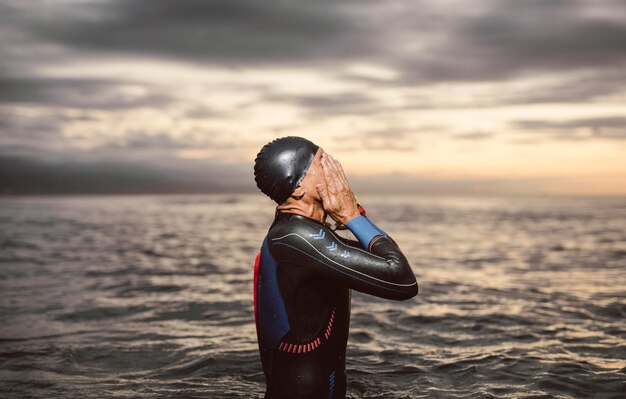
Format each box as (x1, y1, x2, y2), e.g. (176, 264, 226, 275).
(1, 0, 625, 195)
(8, 60, 626, 195)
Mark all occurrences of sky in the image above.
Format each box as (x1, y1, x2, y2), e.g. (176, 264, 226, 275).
(0, 0, 625, 196)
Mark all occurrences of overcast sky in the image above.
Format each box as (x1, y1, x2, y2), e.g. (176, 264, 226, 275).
(1, 0, 625, 195)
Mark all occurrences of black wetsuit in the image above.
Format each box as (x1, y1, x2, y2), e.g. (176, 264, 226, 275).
(253, 211, 418, 399)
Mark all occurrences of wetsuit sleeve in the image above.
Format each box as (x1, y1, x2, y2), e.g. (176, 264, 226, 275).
(269, 217, 418, 301)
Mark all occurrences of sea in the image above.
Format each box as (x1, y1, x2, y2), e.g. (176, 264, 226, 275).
(0, 194, 624, 399)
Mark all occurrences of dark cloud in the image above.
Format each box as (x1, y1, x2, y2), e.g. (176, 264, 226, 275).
(2, 0, 625, 86)
(9, 0, 369, 64)
(0, 0, 624, 195)
(512, 116, 626, 140)
(391, 0, 626, 83)
(0, 153, 253, 195)
(2, 150, 584, 197)
(97, 133, 197, 151)
(497, 71, 626, 105)
(96, 131, 244, 151)
(0, 104, 243, 163)
(0, 108, 70, 157)
(261, 91, 382, 117)
(0, 76, 172, 109)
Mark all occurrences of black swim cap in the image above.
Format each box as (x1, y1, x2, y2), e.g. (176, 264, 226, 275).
(254, 136, 319, 204)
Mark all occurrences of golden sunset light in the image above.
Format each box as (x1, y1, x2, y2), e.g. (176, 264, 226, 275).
(1, 2, 625, 398)
(1, 0, 624, 196)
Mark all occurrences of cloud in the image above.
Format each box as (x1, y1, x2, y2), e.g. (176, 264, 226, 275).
(389, 0, 626, 83)
(511, 116, 626, 140)
(0, 152, 253, 195)
(0, 76, 172, 109)
(475, 70, 626, 106)
(0, 103, 251, 165)
(261, 91, 381, 116)
(3, 0, 626, 87)
(328, 123, 451, 152)
(7, 0, 369, 64)
(0, 107, 72, 157)
(4, 0, 622, 83)
(454, 132, 493, 141)
(0, 0, 624, 195)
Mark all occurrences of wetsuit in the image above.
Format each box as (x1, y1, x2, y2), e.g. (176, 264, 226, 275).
(253, 211, 418, 399)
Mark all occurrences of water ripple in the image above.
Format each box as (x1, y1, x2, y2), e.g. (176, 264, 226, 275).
(1, 194, 625, 398)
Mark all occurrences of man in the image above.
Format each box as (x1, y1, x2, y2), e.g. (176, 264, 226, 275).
(253, 136, 418, 399)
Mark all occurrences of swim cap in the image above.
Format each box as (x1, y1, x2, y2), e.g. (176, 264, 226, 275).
(254, 136, 319, 204)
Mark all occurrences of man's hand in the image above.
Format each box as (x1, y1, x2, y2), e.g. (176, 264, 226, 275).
(316, 152, 360, 225)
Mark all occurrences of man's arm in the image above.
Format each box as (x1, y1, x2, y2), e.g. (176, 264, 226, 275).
(269, 216, 418, 300)
(271, 150, 418, 300)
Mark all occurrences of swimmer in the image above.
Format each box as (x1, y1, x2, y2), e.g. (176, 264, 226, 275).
(253, 136, 418, 399)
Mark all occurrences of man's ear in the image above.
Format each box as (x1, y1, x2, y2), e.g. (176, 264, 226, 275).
(291, 185, 305, 200)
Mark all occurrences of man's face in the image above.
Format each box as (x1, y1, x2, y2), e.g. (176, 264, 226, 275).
(298, 147, 326, 203)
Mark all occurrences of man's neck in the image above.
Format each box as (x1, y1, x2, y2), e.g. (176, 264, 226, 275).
(276, 199, 325, 224)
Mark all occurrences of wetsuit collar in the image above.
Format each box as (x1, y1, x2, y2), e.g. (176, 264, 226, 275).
(275, 210, 326, 226)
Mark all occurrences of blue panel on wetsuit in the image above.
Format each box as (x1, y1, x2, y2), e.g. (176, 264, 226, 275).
(258, 237, 291, 374)
(346, 215, 386, 248)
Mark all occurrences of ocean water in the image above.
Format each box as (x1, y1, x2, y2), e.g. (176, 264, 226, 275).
(0, 194, 624, 399)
